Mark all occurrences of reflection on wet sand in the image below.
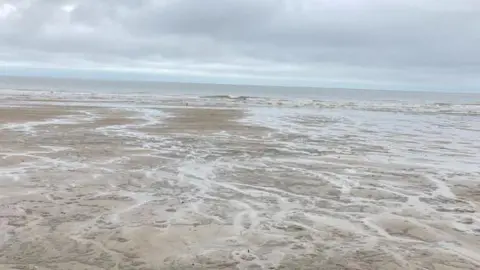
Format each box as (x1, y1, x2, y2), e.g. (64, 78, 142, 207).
(0, 91, 479, 270)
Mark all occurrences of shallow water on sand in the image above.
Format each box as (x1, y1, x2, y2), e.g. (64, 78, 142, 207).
(0, 88, 479, 269)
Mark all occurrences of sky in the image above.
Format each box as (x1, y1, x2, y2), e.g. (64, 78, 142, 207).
(0, 0, 479, 92)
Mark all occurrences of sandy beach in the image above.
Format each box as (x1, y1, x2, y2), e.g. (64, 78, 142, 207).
(0, 90, 479, 270)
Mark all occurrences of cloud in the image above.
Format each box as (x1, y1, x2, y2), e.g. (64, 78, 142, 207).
(1, 0, 479, 91)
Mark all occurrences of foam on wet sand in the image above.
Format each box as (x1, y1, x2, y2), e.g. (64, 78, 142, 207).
(0, 90, 479, 269)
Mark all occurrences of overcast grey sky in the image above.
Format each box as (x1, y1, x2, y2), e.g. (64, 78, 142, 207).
(0, 0, 479, 91)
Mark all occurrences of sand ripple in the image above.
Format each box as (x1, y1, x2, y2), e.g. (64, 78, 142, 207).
(0, 91, 479, 269)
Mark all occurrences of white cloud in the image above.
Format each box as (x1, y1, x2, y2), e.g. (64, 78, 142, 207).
(1, 0, 479, 91)
(0, 3, 16, 18)
(61, 4, 76, 13)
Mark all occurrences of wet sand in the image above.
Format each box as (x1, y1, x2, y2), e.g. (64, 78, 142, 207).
(0, 92, 479, 270)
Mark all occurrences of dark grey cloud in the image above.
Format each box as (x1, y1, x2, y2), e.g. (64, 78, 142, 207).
(1, 0, 479, 91)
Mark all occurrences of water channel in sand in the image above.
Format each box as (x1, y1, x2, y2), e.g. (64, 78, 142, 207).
(0, 90, 479, 269)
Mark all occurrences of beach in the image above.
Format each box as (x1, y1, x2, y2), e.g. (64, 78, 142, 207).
(0, 84, 479, 270)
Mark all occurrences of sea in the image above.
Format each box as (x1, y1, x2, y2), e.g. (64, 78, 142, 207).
(0, 75, 479, 269)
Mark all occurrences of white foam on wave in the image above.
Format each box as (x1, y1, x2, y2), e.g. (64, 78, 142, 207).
(0, 110, 99, 135)
(96, 108, 170, 142)
(3, 88, 480, 116)
(1, 118, 75, 134)
(240, 107, 322, 135)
